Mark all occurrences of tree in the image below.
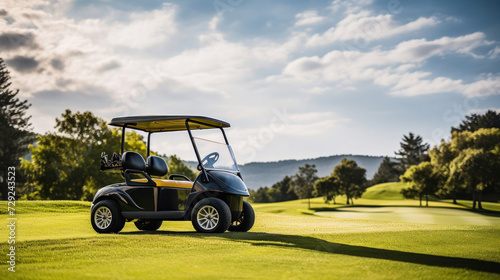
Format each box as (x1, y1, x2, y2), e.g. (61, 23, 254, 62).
(400, 162, 439, 206)
(313, 175, 339, 204)
(429, 140, 459, 203)
(167, 155, 196, 180)
(426, 128, 500, 209)
(452, 110, 500, 133)
(331, 158, 366, 205)
(249, 187, 270, 203)
(369, 157, 401, 186)
(395, 132, 430, 172)
(445, 128, 500, 210)
(248, 176, 297, 203)
(265, 186, 282, 202)
(269, 175, 297, 202)
(21, 110, 121, 200)
(0, 58, 34, 199)
(291, 164, 318, 209)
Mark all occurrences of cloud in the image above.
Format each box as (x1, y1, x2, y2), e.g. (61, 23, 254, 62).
(391, 32, 491, 61)
(0, 32, 38, 51)
(308, 86, 333, 95)
(6, 56, 39, 72)
(489, 46, 500, 59)
(97, 60, 121, 73)
(329, 0, 374, 14)
(295, 10, 325, 26)
(390, 76, 464, 96)
(463, 75, 500, 97)
(307, 11, 439, 46)
(279, 32, 496, 96)
(107, 3, 177, 49)
(50, 58, 64, 70)
(0, 2, 179, 102)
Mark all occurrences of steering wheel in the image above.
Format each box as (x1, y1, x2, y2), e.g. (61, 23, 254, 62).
(200, 152, 219, 169)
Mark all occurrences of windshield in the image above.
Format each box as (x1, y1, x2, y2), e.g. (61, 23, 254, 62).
(194, 136, 239, 172)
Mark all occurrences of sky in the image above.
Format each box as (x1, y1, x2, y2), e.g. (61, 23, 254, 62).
(1, 0, 500, 164)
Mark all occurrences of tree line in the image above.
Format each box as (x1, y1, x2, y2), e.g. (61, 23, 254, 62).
(401, 126, 500, 209)
(369, 111, 500, 209)
(249, 158, 367, 208)
(249, 131, 431, 206)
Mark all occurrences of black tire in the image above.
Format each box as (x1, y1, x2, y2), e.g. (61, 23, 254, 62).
(134, 219, 162, 231)
(228, 200, 255, 232)
(91, 200, 125, 233)
(191, 198, 231, 233)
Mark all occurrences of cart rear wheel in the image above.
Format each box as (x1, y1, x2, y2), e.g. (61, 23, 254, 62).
(228, 200, 255, 232)
(191, 198, 231, 233)
(91, 200, 125, 233)
(134, 219, 162, 231)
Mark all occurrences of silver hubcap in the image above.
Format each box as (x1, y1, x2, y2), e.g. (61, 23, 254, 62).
(95, 206, 112, 229)
(197, 205, 219, 230)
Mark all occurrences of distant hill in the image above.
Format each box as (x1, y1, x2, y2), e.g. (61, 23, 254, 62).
(185, 155, 389, 190)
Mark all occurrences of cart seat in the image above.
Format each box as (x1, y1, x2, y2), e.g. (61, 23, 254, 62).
(122, 151, 146, 171)
(121, 152, 192, 189)
(131, 178, 193, 189)
(146, 156, 168, 177)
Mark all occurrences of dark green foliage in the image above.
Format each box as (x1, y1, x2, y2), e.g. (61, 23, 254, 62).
(452, 110, 500, 133)
(315, 158, 367, 205)
(269, 175, 297, 202)
(332, 158, 367, 205)
(369, 156, 401, 186)
(249, 176, 297, 203)
(0, 58, 34, 199)
(405, 126, 500, 210)
(167, 154, 196, 180)
(429, 140, 459, 203)
(249, 187, 270, 203)
(446, 128, 500, 210)
(291, 164, 319, 208)
(21, 110, 124, 200)
(400, 162, 439, 206)
(313, 175, 339, 204)
(395, 132, 430, 172)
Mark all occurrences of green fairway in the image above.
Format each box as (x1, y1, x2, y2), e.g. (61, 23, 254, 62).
(1, 200, 500, 280)
(315, 206, 500, 225)
(361, 182, 407, 200)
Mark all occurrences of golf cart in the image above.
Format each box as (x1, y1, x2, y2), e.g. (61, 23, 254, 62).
(90, 116, 255, 234)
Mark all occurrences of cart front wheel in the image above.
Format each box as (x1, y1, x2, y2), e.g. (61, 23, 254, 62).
(228, 200, 255, 232)
(191, 198, 231, 233)
(91, 200, 125, 233)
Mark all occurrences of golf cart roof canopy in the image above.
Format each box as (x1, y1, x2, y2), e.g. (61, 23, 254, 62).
(109, 115, 230, 132)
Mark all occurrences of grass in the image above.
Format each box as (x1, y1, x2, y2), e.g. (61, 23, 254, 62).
(0, 194, 499, 279)
(361, 182, 407, 200)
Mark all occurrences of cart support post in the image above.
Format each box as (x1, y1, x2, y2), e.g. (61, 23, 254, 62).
(220, 128, 229, 145)
(185, 119, 210, 183)
(121, 125, 127, 155)
(147, 132, 152, 157)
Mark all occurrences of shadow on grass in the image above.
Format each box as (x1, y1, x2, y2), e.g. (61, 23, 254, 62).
(120, 231, 500, 274)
